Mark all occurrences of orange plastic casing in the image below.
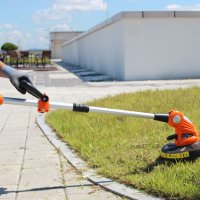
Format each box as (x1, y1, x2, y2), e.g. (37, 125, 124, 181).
(168, 110, 199, 146)
(0, 96, 3, 105)
(38, 98, 49, 113)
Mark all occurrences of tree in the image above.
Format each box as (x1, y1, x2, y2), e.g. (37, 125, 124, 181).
(1, 42, 18, 52)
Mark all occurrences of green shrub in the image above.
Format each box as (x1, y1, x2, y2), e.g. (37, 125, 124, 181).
(1, 42, 18, 52)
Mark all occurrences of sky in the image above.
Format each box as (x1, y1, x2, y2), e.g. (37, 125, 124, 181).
(1, 0, 200, 50)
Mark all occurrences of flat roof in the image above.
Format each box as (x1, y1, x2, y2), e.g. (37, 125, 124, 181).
(62, 11, 200, 47)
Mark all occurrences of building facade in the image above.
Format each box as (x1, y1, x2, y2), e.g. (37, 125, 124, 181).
(50, 31, 83, 59)
(61, 11, 200, 81)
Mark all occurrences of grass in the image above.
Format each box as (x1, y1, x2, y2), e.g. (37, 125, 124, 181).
(46, 87, 200, 200)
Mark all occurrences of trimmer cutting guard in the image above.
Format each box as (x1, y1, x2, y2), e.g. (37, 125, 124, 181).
(161, 141, 200, 160)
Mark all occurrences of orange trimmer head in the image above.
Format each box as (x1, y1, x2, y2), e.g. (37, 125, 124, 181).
(157, 111, 200, 160)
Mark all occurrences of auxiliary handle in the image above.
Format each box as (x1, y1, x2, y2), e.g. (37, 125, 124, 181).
(20, 80, 49, 102)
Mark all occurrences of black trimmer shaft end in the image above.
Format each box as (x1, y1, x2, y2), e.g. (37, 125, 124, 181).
(20, 80, 48, 102)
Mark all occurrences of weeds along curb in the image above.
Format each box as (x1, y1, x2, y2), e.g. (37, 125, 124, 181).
(37, 114, 163, 200)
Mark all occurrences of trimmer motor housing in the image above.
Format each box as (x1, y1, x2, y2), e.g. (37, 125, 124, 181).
(157, 111, 200, 160)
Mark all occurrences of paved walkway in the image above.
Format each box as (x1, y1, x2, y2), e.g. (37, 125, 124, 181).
(1, 63, 200, 200)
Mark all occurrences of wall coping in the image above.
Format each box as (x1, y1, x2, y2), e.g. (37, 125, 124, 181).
(62, 11, 200, 47)
(50, 31, 84, 41)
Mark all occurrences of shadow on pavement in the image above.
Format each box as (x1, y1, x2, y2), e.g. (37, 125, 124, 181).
(0, 180, 113, 195)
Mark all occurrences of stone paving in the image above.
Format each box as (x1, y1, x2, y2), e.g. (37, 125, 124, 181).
(1, 63, 200, 200)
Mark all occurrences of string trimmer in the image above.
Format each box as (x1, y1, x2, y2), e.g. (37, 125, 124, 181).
(1, 80, 200, 160)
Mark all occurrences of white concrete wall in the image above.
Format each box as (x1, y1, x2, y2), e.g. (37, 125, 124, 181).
(124, 12, 200, 80)
(50, 32, 83, 59)
(61, 41, 79, 65)
(61, 11, 200, 81)
(51, 40, 65, 59)
(62, 20, 125, 80)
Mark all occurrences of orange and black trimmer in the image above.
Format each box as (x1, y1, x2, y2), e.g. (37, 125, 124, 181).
(0, 80, 200, 160)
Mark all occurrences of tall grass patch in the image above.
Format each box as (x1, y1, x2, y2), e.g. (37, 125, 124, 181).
(46, 87, 200, 199)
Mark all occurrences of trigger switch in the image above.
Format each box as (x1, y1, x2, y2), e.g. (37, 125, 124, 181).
(167, 134, 178, 140)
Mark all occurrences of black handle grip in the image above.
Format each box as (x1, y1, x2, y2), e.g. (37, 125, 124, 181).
(167, 134, 178, 140)
(154, 114, 169, 123)
(20, 80, 49, 102)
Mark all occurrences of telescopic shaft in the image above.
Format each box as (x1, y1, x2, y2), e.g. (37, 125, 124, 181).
(2, 97, 169, 122)
(8, 80, 169, 122)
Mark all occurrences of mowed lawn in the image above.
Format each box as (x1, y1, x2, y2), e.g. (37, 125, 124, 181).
(46, 87, 200, 200)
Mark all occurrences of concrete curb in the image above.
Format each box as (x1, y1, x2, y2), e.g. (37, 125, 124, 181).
(37, 114, 164, 200)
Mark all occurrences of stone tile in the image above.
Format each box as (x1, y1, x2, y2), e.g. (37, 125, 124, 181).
(18, 166, 62, 190)
(25, 149, 57, 160)
(60, 156, 121, 199)
(0, 165, 21, 176)
(67, 185, 121, 200)
(23, 157, 60, 169)
(0, 185, 17, 200)
(16, 189, 66, 200)
(0, 137, 26, 145)
(0, 143, 26, 151)
(0, 172, 19, 185)
(0, 156, 23, 166)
